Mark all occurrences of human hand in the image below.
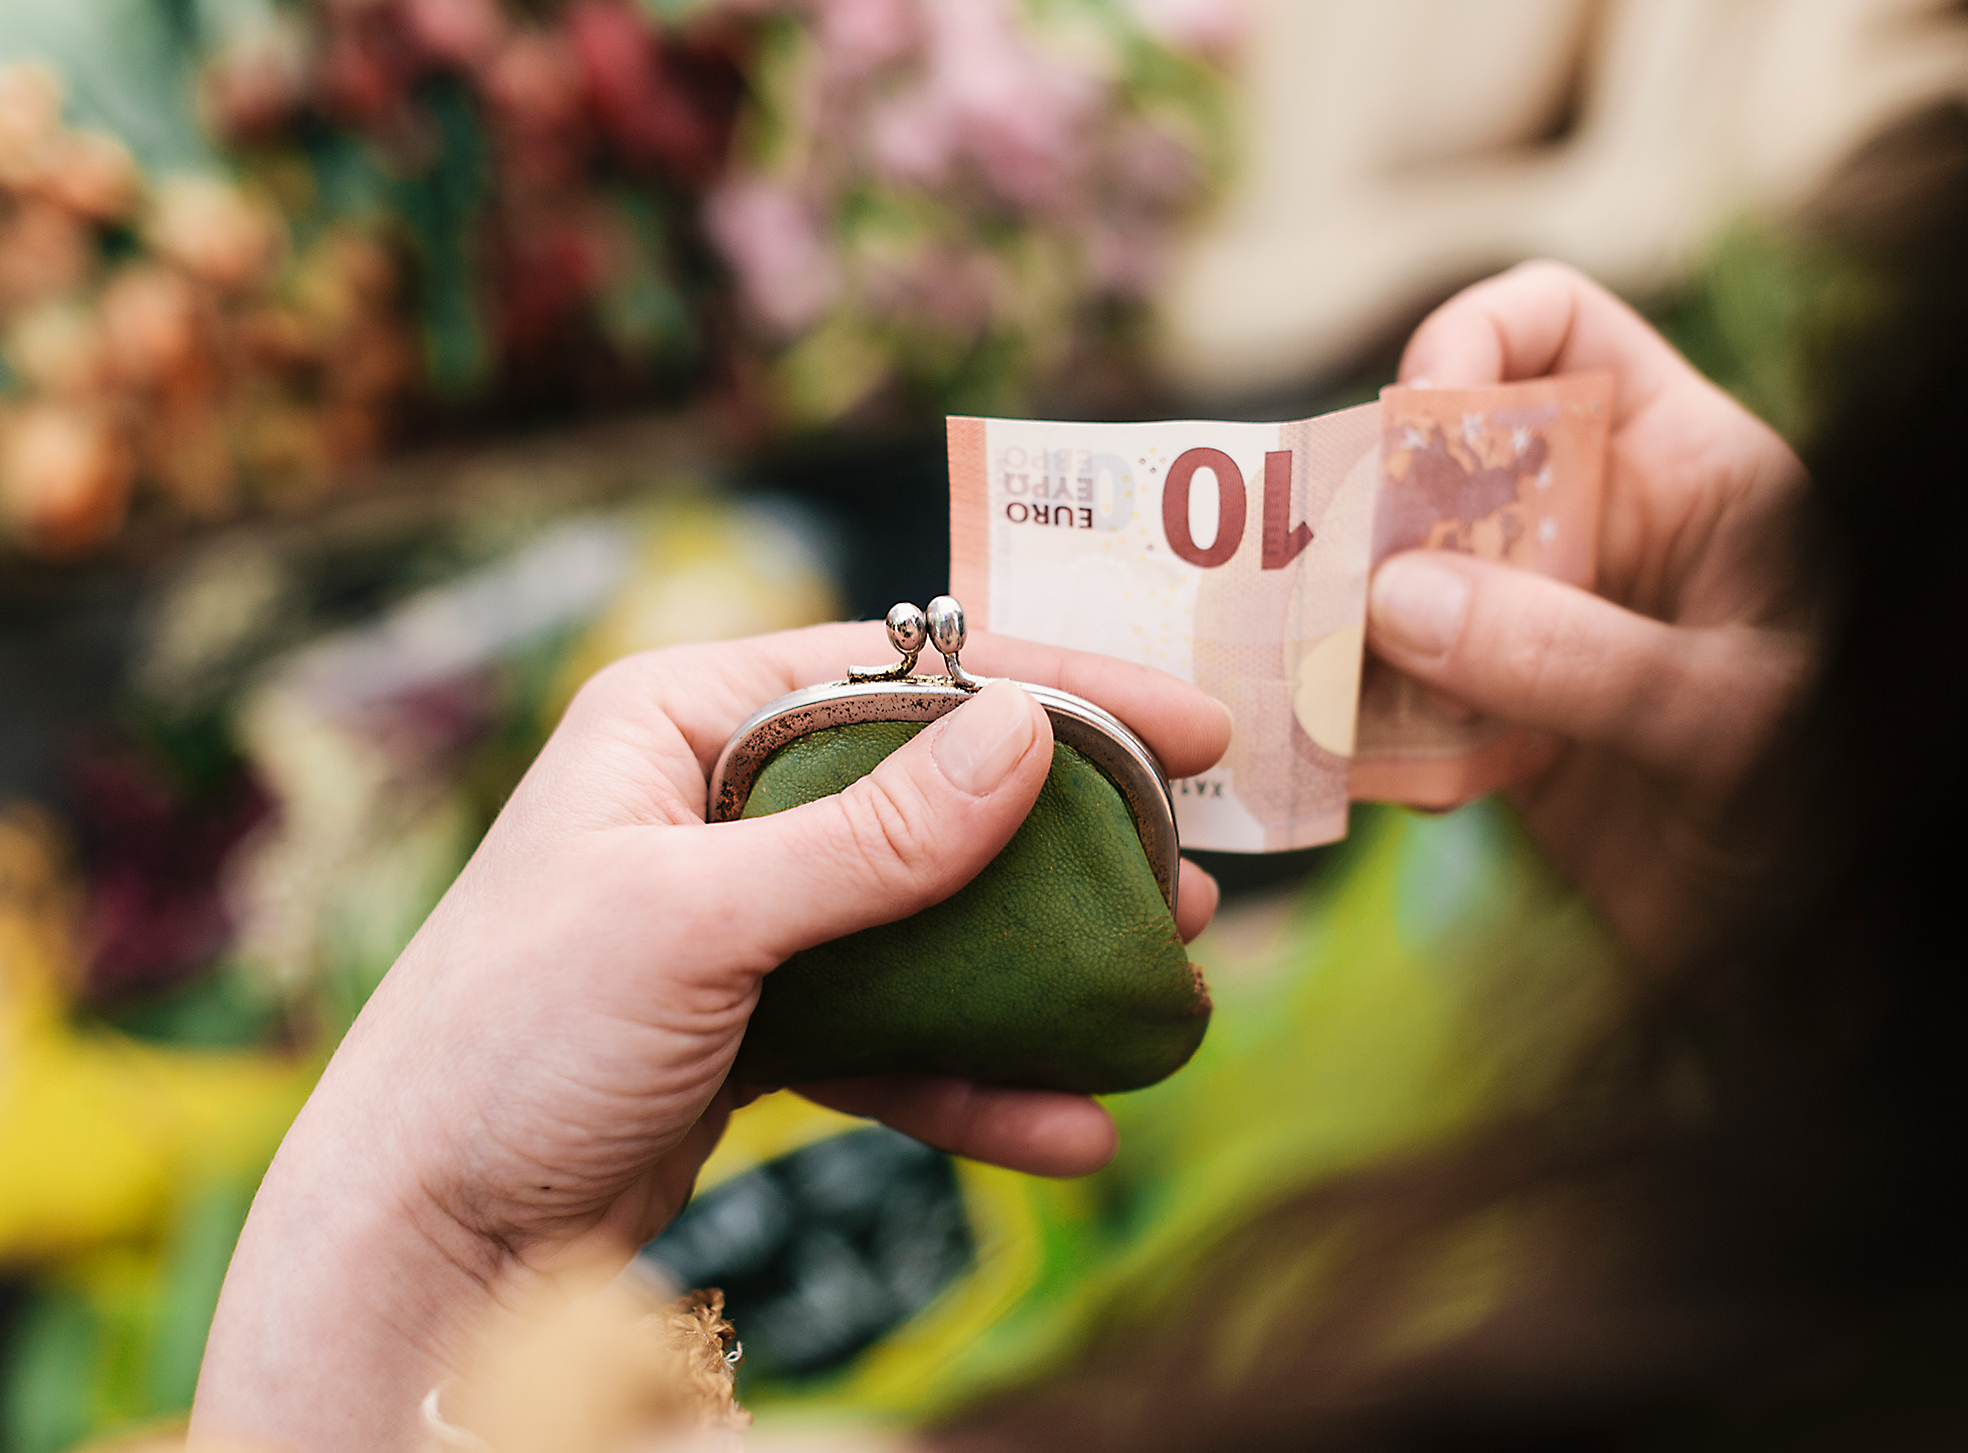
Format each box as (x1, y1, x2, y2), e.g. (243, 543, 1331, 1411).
(1365, 262, 1816, 966)
(192, 622, 1230, 1453)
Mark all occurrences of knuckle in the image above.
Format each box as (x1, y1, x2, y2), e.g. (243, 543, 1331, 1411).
(564, 654, 654, 725)
(562, 644, 716, 737)
(1497, 584, 1571, 701)
(826, 770, 943, 895)
(1490, 581, 1637, 736)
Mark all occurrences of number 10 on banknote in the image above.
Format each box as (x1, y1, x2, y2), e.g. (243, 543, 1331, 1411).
(948, 373, 1612, 852)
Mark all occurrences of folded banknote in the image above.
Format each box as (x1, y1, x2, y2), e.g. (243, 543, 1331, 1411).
(947, 372, 1612, 852)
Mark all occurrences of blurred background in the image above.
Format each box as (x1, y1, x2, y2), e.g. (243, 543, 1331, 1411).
(0, 1, 1964, 1449)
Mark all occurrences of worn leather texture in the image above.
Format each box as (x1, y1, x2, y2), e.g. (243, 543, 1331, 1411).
(731, 720, 1212, 1093)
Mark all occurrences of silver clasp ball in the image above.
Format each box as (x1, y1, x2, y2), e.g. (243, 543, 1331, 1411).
(849, 601, 929, 682)
(925, 596, 964, 657)
(886, 602, 927, 660)
(925, 596, 980, 689)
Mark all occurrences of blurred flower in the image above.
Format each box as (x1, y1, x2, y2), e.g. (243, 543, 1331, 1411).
(1129, 0, 1247, 57)
(708, 0, 1230, 424)
(490, 203, 615, 354)
(147, 178, 285, 293)
(911, 0, 1103, 213)
(861, 241, 996, 336)
(482, 30, 588, 139)
(864, 85, 951, 189)
(6, 301, 112, 397)
(195, 0, 745, 426)
(705, 179, 842, 334)
(101, 266, 207, 391)
(1086, 226, 1165, 298)
(70, 748, 270, 1001)
(0, 62, 63, 189)
(481, 29, 592, 199)
(1110, 117, 1207, 208)
(200, 20, 314, 139)
(317, 5, 420, 126)
(0, 65, 422, 556)
(39, 130, 142, 223)
(813, 0, 920, 80)
(565, 0, 744, 185)
(861, 0, 1107, 213)
(0, 199, 91, 308)
(404, 0, 509, 69)
(0, 402, 135, 555)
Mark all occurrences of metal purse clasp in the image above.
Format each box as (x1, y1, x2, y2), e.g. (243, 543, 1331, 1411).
(709, 594, 1181, 907)
(848, 595, 981, 689)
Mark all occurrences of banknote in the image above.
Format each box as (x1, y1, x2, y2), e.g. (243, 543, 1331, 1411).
(947, 371, 1612, 853)
(949, 407, 1383, 851)
(1351, 374, 1613, 806)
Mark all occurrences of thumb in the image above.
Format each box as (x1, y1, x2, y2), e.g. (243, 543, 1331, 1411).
(1367, 551, 1721, 778)
(688, 678, 1055, 967)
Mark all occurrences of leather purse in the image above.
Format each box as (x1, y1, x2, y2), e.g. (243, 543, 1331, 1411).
(709, 597, 1211, 1094)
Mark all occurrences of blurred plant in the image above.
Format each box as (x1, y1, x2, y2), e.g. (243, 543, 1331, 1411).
(68, 729, 270, 1005)
(0, 805, 316, 1453)
(704, 0, 1238, 426)
(0, 0, 1234, 556)
(0, 62, 418, 557)
(201, 0, 746, 407)
(1652, 219, 1888, 450)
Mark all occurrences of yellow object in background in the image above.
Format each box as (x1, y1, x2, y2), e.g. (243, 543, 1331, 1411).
(552, 496, 844, 708)
(0, 807, 316, 1452)
(0, 808, 315, 1262)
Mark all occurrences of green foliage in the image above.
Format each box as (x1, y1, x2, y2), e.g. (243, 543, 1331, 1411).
(1, 1177, 259, 1453)
(1652, 220, 1887, 449)
(0, 0, 216, 174)
(99, 961, 283, 1050)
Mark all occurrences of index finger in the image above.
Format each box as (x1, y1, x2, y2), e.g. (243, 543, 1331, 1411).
(1400, 260, 1720, 432)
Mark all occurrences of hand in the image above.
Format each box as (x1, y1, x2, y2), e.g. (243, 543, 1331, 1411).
(1366, 262, 1816, 966)
(192, 622, 1231, 1453)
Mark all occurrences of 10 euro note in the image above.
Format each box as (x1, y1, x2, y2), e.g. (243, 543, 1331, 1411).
(947, 371, 1612, 853)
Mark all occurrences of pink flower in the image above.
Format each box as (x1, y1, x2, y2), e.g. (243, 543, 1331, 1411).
(404, 0, 508, 68)
(870, 0, 1104, 214)
(862, 243, 996, 336)
(1128, 0, 1246, 56)
(705, 179, 841, 335)
(866, 83, 955, 189)
(813, 0, 919, 79)
(1109, 119, 1203, 208)
(1086, 225, 1164, 297)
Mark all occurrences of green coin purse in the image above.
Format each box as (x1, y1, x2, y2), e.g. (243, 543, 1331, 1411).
(709, 597, 1211, 1095)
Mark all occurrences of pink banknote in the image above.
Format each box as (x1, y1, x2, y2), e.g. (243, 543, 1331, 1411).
(1351, 373, 1613, 807)
(947, 371, 1612, 851)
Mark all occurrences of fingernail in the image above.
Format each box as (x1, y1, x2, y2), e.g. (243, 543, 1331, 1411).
(1370, 555, 1470, 660)
(934, 679, 1035, 795)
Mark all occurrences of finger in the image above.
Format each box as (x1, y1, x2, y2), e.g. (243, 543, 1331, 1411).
(796, 1076, 1118, 1178)
(1367, 550, 1717, 779)
(1398, 260, 1714, 428)
(668, 678, 1056, 966)
(958, 633, 1234, 780)
(1175, 858, 1218, 943)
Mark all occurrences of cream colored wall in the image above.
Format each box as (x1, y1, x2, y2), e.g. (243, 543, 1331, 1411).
(1157, 0, 1968, 396)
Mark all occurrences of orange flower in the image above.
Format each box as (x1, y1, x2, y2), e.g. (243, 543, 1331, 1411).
(0, 402, 136, 554)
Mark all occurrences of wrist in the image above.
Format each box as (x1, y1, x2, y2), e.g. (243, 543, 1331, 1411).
(193, 1055, 510, 1453)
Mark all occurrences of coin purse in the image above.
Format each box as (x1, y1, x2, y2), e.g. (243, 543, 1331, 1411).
(708, 597, 1212, 1095)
